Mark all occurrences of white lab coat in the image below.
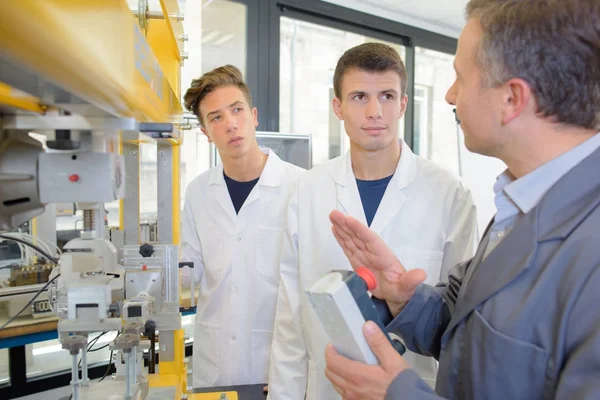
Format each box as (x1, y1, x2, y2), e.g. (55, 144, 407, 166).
(181, 148, 305, 388)
(267, 140, 479, 400)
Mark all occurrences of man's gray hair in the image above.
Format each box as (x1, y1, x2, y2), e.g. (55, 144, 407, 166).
(466, 0, 600, 130)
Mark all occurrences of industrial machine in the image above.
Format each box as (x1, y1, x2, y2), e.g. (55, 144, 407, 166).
(0, 1, 216, 399)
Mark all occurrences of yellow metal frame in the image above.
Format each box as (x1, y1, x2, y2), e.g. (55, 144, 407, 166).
(189, 392, 240, 400)
(0, 83, 46, 114)
(0, 0, 182, 122)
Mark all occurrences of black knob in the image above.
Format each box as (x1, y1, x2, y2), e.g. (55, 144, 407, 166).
(139, 243, 154, 258)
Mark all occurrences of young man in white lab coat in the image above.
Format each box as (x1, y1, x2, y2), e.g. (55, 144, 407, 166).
(181, 65, 305, 389)
(267, 43, 479, 399)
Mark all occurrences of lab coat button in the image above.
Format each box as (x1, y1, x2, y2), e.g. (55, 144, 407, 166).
(234, 287, 239, 292)
(232, 336, 236, 340)
(237, 237, 242, 241)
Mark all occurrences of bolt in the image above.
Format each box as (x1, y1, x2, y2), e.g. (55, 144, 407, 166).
(130, 280, 134, 283)
(152, 279, 156, 283)
(159, 151, 165, 157)
(161, 345, 166, 351)
(129, 150, 137, 156)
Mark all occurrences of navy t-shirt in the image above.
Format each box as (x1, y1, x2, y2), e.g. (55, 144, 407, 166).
(356, 175, 394, 226)
(224, 173, 260, 214)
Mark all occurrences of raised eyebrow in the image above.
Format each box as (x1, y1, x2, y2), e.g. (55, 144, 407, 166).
(348, 91, 367, 97)
(229, 100, 244, 108)
(206, 109, 221, 119)
(206, 101, 244, 119)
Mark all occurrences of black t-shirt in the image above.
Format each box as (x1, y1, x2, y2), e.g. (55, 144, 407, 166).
(224, 173, 260, 214)
(356, 174, 394, 226)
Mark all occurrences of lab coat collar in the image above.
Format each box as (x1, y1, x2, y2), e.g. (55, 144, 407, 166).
(333, 139, 415, 234)
(333, 139, 416, 188)
(206, 147, 283, 187)
(257, 148, 285, 187)
(206, 148, 283, 221)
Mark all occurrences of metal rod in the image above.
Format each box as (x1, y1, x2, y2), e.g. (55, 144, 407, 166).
(125, 352, 133, 398)
(132, 10, 184, 22)
(71, 353, 80, 400)
(132, 346, 138, 383)
(81, 347, 89, 385)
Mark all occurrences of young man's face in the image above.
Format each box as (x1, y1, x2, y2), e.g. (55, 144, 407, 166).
(199, 85, 258, 159)
(332, 68, 408, 152)
(446, 18, 504, 157)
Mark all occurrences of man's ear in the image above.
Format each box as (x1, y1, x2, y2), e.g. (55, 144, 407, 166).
(252, 107, 258, 127)
(399, 94, 408, 118)
(332, 97, 344, 120)
(201, 127, 212, 143)
(501, 78, 533, 125)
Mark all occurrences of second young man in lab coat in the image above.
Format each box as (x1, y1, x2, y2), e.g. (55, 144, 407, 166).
(181, 65, 304, 388)
(267, 43, 479, 399)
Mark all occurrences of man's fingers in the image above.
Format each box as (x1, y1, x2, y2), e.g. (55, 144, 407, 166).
(329, 210, 347, 227)
(363, 321, 397, 367)
(330, 212, 369, 251)
(332, 227, 370, 268)
(345, 214, 379, 245)
(262, 385, 268, 393)
(325, 344, 362, 379)
(325, 367, 348, 397)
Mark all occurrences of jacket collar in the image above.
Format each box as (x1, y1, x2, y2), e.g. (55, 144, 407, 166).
(445, 146, 600, 335)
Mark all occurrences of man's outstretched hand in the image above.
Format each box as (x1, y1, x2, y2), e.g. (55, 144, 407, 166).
(329, 210, 426, 315)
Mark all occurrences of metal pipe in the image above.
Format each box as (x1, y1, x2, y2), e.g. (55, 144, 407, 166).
(81, 348, 89, 385)
(125, 352, 133, 398)
(132, 10, 184, 22)
(132, 346, 138, 383)
(71, 353, 80, 400)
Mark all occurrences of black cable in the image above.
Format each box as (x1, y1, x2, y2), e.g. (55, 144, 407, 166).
(0, 234, 61, 331)
(78, 331, 109, 372)
(0, 234, 59, 263)
(88, 343, 110, 352)
(98, 349, 114, 382)
(0, 272, 60, 331)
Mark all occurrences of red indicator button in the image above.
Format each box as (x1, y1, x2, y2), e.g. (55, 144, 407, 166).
(69, 174, 79, 182)
(356, 267, 377, 291)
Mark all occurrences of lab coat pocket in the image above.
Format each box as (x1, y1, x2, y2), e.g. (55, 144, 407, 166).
(256, 226, 284, 279)
(193, 322, 220, 387)
(463, 310, 549, 399)
(394, 247, 444, 285)
(251, 329, 273, 383)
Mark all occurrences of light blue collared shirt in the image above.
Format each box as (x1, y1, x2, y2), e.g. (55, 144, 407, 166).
(484, 132, 600, 258)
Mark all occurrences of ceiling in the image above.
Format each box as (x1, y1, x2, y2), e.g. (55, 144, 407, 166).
(323, 0, 468, 38)
(128, 0, 468, 39)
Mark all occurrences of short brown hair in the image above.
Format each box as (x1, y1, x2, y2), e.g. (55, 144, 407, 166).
(466, 0, 600, 130)
(183, 65, 252, 126)
(333, 43, 408, 99)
